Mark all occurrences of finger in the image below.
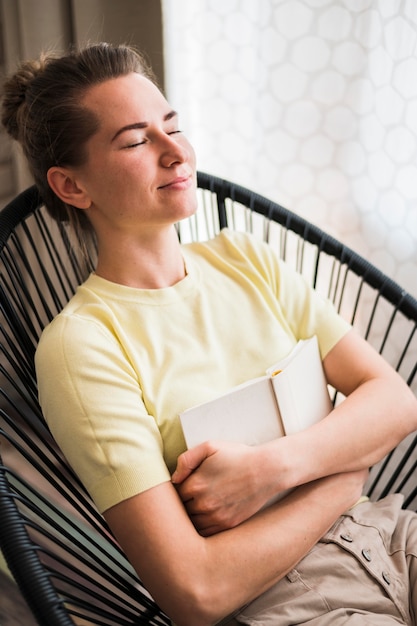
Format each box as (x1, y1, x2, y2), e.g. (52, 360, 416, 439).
(194, 515, 238, 537)
(175, 480, 196, 503)
(172, 441, 213, 484)
(198, 525, 222, 537)
(190, 513, 224, 536)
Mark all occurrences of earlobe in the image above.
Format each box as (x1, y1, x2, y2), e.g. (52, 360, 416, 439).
(47, 167, 91, 209)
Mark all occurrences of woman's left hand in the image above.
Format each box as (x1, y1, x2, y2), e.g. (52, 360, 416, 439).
(172, 440, 276, 536)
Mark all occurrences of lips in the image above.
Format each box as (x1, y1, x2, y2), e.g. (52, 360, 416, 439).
(158, 174, 193, 190)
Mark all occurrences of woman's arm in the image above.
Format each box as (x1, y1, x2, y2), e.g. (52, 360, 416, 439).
(104, 469, 366, 626)
(275, 328, 417, 482)
(174, 329, 417, 533)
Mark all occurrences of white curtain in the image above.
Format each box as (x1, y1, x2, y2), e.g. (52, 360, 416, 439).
(162, 0, 417, 298)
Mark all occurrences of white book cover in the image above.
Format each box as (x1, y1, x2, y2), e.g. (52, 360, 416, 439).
(180, 336, 332, 449)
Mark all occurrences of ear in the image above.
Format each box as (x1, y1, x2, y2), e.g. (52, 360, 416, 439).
(47, 167, 91, 210)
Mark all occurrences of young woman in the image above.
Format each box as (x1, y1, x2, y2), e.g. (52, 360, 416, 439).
(2, 43, 417, 626)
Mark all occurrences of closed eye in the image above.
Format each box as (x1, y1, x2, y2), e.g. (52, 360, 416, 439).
(123, 130, 183, 149)
(124, 139, 147, 149)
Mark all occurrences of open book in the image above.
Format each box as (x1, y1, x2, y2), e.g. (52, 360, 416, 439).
(180, 335, 332, 449)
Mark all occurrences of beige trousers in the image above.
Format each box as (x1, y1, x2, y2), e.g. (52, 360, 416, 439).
(230, 494, 417, 625)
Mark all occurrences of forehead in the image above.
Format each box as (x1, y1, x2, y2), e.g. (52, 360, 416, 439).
(82, 73, 168, 126)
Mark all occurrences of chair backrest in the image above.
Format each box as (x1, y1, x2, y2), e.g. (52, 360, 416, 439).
(0, 188, 170, 624)
(1, 172, 417, 625)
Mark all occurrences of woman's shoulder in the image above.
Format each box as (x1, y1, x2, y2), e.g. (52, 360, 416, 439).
(36, 274, 119, 356)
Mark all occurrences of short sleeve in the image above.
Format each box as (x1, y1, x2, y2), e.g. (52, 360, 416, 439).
(275, 257, 352, 357)
(35, 313, 171, 513)
(212, 229, 351, 358)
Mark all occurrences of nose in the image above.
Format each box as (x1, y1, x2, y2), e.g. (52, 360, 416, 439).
(159, 133, 188, 168)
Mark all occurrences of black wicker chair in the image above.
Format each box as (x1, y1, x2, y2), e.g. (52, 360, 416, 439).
(1, 171, 417, 625)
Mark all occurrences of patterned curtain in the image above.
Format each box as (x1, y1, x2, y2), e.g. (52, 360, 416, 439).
(162, 0, 417, 298)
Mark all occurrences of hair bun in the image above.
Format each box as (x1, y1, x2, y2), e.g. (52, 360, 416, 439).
(1, 58, 45, 140)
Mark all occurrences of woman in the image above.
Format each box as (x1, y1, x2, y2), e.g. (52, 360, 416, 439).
(2, 43, 417, 626)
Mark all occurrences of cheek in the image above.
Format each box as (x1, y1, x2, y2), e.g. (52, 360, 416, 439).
(88, 162, 132, 194)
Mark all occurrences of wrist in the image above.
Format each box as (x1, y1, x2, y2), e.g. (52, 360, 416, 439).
(252, 439, 294, 502)
(258, 433, 319, 497)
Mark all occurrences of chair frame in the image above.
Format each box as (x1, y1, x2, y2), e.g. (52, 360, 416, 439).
(1, 171, 417, 625)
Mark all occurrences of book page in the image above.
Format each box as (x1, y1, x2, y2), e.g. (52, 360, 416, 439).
(270, 336, 332, 436)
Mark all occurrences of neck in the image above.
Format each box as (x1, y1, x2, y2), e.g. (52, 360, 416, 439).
(94, 226, 186, 289)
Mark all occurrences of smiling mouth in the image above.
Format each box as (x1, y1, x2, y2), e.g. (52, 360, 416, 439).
(158, 175, 192, 190)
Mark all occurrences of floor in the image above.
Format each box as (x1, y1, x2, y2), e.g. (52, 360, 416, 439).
(0, 571, 38, 626)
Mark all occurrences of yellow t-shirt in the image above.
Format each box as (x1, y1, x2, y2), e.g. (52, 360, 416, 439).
(35, 229, 351, 513)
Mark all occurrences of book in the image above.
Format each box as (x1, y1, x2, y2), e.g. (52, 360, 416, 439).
(179, 335, 332, 449)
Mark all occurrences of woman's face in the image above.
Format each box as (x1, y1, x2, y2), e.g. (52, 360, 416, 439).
(73, 72, 197, 237)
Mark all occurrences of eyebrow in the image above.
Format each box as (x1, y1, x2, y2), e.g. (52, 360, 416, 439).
(111, 110, 178, 142)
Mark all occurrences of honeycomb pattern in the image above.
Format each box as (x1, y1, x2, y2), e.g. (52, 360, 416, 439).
(163, 0, 417, 297)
